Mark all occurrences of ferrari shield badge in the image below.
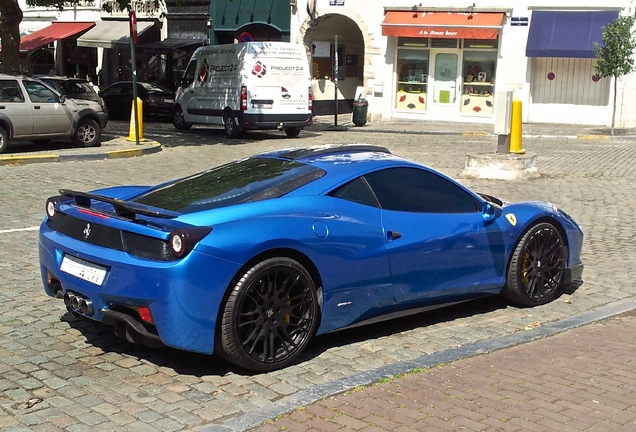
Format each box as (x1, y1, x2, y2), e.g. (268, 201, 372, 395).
(505, 213, 517, 226)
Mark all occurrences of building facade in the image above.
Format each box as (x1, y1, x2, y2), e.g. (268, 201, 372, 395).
(290, 0, 636, 127)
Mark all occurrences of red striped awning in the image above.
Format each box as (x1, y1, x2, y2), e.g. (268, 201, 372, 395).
(20, 22, 95, 52)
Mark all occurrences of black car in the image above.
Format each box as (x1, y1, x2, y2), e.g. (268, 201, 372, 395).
(37, 76, 104, 105)
(99, 81, 175, 120)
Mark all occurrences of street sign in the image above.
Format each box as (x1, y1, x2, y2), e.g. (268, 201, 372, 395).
(130, 11, 138, 44)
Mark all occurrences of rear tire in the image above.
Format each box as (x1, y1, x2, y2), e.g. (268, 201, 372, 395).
(0, 127, 8, 153)
(72, 118, 101, 147)
(284, 128, 301, 137)
(219, 257, 320, 372)
(503, 222, 566, 306)
(173, 106, 192, 130)
(223, 112, 242, 138)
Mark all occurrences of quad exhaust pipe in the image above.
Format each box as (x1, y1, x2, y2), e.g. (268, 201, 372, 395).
(63, 291, 94, 316)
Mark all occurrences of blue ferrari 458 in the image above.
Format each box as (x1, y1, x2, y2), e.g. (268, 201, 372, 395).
(39, 145, 584, 371)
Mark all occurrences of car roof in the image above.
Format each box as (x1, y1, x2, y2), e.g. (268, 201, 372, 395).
(257, 144, 421, 188)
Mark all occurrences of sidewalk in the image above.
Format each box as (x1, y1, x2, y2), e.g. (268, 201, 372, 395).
(307, 114, 636, 138)
(249, 306, 636, 432)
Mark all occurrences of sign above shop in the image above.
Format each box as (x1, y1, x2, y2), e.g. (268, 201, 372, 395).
(329, 0, 345, 5)
(511, 17, 529, 26)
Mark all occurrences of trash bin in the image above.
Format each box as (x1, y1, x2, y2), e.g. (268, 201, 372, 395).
(352, 97, 368, 126)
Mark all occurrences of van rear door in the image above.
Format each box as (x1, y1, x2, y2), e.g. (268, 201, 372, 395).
(244, 56, 310, 116)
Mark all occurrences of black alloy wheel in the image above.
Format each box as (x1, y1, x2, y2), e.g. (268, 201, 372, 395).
(220, 257, 320, 372)
(503, 222, 566, 306)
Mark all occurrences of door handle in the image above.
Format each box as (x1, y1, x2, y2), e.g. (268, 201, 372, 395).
(34, 106, 41, 109)
(387, 231, 402, 240)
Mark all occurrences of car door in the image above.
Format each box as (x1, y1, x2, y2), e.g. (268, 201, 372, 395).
(0, 79, 33, 136)
(23, 80, 73, 135)
(363, 167, 507, 303)
(102, 83, 133, 117)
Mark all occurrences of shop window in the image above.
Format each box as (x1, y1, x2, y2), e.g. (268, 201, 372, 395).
(461, 51, 497, 115)
(311, 42, 344, 80)
(463, 39, 498, 49)
(398, 37, 429, 48)
(431, 38, 459, 49)
(396, 49, 429, 111)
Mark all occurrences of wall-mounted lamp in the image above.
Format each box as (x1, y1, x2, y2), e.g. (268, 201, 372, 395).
(206, 19, 212, 29)
(290, 0, 297, 5)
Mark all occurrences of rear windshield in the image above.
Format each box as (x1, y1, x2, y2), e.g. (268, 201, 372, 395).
(134, 157, 325, 213)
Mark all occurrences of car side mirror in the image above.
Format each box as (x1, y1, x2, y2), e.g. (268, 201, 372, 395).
(59, 94, 66, 103)
(482, 201, 502, 222)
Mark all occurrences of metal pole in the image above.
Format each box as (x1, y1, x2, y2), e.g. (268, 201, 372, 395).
(130, 11, 140, 146)
(334, 35, 338, 127)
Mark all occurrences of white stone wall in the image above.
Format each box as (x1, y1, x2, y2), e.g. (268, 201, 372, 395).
(291, 0, 636, 127)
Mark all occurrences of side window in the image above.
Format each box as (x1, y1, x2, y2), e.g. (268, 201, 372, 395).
(101, 84, 122, 96)
(329, 177, 379, 208)
(23, 81, 57, 103)
(364, 167, 479, 213)
(0, 80, 25, 103)
(183, 60, 197, 81)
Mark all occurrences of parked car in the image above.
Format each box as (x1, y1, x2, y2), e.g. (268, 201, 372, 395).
(37, 75, 104, 105)
(99, 81, 174, 120)
(39, 144, 584, 372)
(0, 73, 109, 153)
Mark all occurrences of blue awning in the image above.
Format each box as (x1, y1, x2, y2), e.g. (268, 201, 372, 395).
(526, 10, 619, 58)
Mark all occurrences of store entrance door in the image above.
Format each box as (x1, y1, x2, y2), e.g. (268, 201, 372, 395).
(429, 51, 461, 116)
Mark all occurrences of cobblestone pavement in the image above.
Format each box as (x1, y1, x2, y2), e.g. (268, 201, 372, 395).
(0, 120, 635, 431)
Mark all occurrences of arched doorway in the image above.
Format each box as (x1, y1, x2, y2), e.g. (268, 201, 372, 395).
(300, 13, 367, 115)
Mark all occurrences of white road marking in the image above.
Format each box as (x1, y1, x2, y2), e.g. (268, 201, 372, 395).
(0, 226, 39, 234)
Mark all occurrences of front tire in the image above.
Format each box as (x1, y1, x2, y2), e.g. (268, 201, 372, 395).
(219, 257, 320, 372)
(173, 106, 192, 130)
(72, 118, 101, 147)
(503, 222, 566, 306)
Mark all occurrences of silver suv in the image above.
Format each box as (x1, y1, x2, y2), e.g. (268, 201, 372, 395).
(0, 74, 109, 153)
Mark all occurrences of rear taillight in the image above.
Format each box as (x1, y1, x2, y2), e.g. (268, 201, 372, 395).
(169, 226, 213, 258)
(240, 86, 247, 111)
(308, 87, 313, 111)
(46, 196, 66, 219)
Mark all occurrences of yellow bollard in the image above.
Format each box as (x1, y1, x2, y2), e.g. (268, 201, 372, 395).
(126, 97, 145, 142)
(509, 99, 525, 154)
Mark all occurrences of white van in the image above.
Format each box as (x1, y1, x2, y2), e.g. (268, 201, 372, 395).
(173, 42, 313, 138)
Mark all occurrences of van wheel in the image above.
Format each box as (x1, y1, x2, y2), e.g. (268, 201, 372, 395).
(72, 118, 101, 147)
(284, 128, 301, 137)
(173, 107, 192, 130)
(224, 113, 242, 138)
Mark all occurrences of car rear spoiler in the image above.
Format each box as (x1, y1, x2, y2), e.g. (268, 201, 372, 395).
(59, 189, 180, 220)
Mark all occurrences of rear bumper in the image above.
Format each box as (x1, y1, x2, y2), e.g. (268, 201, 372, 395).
(239, 112, 312, 130)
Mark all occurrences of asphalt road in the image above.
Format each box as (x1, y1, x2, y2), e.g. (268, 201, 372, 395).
(1, 119, 635, 431)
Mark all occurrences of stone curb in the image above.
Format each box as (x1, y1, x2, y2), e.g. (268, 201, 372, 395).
(204, 299, 636, 432)
(0, 141, 161, 166)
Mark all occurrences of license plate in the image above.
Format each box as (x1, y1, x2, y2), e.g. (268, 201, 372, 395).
(253, 103, 272, 109)
(163, 98, 174, 104)
(60, 254, 107, 286)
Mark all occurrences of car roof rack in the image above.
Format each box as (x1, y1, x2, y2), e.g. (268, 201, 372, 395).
(280, 144, 391, 160)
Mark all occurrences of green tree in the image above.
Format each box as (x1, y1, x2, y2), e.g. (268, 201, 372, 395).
(0, 0, 131, 73)
(594, 15, 636, 135)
